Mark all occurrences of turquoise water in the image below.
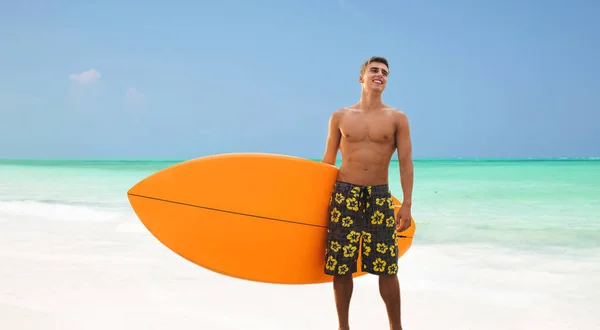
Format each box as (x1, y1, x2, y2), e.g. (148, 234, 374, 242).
(1, 158, 598, 253)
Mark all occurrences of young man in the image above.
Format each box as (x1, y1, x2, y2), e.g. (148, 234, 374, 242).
(321, 56, 414, 330)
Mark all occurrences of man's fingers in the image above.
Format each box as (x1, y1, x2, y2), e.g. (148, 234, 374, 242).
(399, 216, 411, 232)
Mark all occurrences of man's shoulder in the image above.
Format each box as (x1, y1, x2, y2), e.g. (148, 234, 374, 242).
(336, 105, 358, 113)
(329, 107, 353, 119)
(382, 106, 408, 119)
(381, 104, 405, 113)
(383, 107, 409, 128)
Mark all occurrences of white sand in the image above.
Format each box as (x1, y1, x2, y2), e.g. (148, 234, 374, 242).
(1, 217, 598, 330)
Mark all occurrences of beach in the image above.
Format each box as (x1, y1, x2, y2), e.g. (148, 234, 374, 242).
(1, 159, 599, 329)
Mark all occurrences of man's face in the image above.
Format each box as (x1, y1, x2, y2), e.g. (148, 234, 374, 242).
(359, 62, 389, 92)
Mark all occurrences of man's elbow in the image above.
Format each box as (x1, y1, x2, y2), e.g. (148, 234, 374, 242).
(400, 158, 413, 170)
(398, 150, 413, 169)
(322, 157, 334, 166)
(322, 153, 337, 166)
(322, 140, 339, 166)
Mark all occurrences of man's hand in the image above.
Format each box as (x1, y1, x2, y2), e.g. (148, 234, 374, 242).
(396, 203, 412, 232)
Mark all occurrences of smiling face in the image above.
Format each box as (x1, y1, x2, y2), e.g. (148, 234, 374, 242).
(359, 56, 389, 93)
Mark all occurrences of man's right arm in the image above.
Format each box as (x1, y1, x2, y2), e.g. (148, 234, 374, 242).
(321, 110, 342, 166)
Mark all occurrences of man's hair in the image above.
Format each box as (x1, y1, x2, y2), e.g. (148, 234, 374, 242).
(360, 56, 389, 75)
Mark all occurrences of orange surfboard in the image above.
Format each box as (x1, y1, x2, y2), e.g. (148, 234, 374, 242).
(127, 153, 416, 285)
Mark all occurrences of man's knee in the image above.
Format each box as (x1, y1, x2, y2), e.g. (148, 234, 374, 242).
(333, 273, 354, 288)
(378, 273, 398, 282)
(333, 273, 353, 282)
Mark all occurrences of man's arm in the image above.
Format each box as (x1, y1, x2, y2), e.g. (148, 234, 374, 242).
(322, 110, 342, 166)
(395, 111, 414, 206)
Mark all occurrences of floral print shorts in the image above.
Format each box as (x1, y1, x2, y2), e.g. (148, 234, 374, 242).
(324, 181, 399, 276)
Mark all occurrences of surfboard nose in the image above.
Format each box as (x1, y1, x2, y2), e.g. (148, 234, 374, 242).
(127, 176, 146, 199)
(126, 173, 159, 211)
(127, 180, 143, 197)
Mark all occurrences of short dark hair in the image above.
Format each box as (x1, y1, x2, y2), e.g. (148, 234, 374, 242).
(360, 56, 389, 75)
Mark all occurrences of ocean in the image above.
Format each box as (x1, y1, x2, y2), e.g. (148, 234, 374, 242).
(0, 158, 598, 329)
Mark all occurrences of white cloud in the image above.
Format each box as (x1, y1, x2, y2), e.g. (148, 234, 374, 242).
(125, 87, 145, 104)
(69, 69, 101, 84)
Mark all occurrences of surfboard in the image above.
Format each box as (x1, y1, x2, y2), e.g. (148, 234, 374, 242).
(127, 153, 416, 285)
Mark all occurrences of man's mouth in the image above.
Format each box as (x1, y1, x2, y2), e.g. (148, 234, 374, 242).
(373, 79, 383, 84)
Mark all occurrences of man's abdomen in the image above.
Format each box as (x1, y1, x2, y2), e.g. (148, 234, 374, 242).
(337, 144, 394, 186)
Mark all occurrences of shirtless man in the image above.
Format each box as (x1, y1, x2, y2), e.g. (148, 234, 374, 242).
(321, 56, 414, 330)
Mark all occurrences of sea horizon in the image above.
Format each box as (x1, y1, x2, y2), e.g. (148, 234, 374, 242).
(1, 156, 599, 163)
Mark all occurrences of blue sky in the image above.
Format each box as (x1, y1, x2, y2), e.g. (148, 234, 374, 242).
(1, 0, 598, 159)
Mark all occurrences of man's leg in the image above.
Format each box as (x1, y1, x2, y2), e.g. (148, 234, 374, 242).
(324, 182, 363, 330)
(333, 274, 353, 330)
(379, 274, 402, 330)
(362, 184, 402, 330)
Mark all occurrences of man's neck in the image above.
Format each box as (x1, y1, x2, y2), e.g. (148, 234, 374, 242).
(358, 90, 383, 111)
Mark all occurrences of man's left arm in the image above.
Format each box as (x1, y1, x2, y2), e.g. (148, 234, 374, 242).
(395, 111, 414, 221)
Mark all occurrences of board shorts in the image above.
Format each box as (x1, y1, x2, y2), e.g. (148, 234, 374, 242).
(324, 181, 399, 277)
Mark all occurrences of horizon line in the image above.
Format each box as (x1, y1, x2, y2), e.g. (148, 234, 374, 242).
(1, 156, 598, 162)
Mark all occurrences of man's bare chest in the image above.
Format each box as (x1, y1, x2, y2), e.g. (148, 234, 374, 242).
(339, 113, 396, 144)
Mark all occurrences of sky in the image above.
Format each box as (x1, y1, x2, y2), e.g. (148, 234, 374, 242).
(1, 0, 599, 159)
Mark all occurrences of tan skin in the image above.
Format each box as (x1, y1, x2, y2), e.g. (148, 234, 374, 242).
(321, 61, 414, 330)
